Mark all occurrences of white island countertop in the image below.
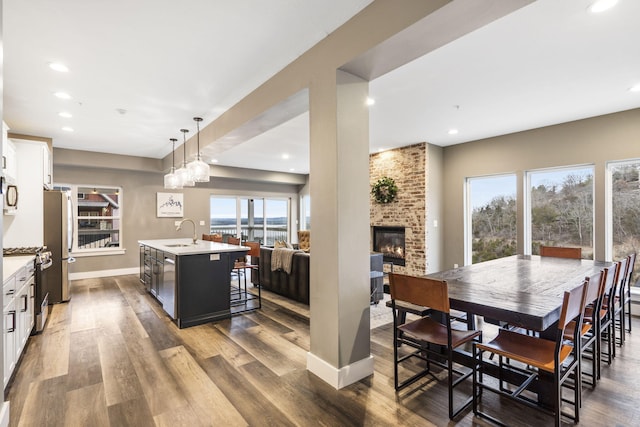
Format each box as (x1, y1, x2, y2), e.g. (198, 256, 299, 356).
(138, 238, 248, 256)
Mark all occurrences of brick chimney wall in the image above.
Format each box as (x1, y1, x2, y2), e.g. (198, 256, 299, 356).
(370, 143, 426, 276)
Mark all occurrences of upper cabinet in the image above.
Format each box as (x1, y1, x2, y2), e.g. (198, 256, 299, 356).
(2, 122, 18, 185)
(42, 144, 52, 189)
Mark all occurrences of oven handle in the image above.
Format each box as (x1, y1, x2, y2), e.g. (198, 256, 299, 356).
(39, 259, 53, 270)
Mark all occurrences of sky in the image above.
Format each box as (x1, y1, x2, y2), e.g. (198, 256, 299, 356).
(210, 197, 288, 219)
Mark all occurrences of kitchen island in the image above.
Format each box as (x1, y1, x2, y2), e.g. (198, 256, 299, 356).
(138, 238, 249, 328)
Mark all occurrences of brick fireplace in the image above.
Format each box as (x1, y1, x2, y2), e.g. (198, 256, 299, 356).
(370, 143, 426, 276)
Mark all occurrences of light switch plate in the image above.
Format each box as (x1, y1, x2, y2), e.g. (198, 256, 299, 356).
(199, 220, 205, 226)
(174, 220, 181, 226)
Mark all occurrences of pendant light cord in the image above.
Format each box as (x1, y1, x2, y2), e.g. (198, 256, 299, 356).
(194, 117, 203, 161)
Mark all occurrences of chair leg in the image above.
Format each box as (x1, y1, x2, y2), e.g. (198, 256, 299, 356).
(626, 296, 633, 333)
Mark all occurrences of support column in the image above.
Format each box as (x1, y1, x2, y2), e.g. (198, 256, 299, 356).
(306, 69, 372, 388)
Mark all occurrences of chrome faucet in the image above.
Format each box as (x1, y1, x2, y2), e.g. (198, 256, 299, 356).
(176, 218, 197, 244)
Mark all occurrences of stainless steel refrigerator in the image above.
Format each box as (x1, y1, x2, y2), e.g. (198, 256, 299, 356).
(43, 190, 74, 303)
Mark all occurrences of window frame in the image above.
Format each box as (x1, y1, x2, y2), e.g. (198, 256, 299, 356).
(55, 183, 125, 257)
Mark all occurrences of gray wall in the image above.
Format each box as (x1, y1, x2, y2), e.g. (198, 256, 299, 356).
(440, 108, 640, 268)
(54, 149, 303, 275)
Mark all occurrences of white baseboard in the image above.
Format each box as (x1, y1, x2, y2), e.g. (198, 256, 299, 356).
(307, 352, 374, 389)
(70, 267, 138, 281)
(0, 401, 9, 427)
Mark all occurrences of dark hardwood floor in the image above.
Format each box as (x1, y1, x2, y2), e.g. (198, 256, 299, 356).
(6, 274, 640, 426)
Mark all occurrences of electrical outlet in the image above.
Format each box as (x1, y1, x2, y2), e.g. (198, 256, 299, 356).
(199, 220, 205, 226)
(453, 263, 459, 268)
(174, 220, 181, 226)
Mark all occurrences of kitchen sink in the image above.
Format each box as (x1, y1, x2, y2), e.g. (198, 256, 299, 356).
(165, 243, 195, 247)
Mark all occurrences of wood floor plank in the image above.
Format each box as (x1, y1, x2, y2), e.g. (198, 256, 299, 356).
(106, 397, 156, 427)
(199, 354, 296, 426)
(159, 345, 248, 426)
(153, 404, 204, 427)
(97, 330, 145, 406)
(64, 383, 110, 427)
(121, 334, 188, 416)
(38, 322, 70, 381)
(17, 376, 67, 427)
(66, 329, 103, 391)
(214, 320, 307, 376)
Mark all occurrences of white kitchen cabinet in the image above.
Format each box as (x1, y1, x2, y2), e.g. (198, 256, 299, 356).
(3, 259, 35, 390)
(3, 276, 17, 389)
(2, 122, 17, 185)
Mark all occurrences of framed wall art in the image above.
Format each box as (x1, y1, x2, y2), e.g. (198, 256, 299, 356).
(157, 192, 184, 217)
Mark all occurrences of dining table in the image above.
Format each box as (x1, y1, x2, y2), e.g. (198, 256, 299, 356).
(426, 254, 612, 333)
(425, 254, 613, 407)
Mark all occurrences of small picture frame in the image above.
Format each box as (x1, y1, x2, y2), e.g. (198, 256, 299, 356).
(157, 192, 183, 217)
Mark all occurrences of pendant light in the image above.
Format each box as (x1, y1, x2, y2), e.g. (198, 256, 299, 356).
(164, 138, 182, 189)
(176, 128, 195, 187)
(187, 116, 210, 182)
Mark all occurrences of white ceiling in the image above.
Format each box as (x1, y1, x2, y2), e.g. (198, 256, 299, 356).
(4, 0, 640, 175)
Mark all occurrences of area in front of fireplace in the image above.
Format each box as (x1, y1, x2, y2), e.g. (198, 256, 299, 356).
(372, 226, 406, 266)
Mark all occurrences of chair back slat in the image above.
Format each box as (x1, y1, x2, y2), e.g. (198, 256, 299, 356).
(540, 245, 582, 259)
(245, 241, 260, 257)
(227, 236, 241, 245)
(389, 273, 450, 313)
(585, 271, 603, 306)
(626, 253, 636, 286)
(558, 280, 588, 331)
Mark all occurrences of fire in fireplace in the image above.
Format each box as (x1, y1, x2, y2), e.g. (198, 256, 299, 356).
(372, 226, 406, 266)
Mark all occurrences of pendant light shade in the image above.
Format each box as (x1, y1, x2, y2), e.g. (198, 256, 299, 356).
(176, 128, 195, 187)
(187, 116, 210, 182)
(164, 138, 182, 189)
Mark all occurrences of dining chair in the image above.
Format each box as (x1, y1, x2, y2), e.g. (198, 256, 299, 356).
(623, 253, 636, 334)
(389, 273, 482, 420)
(539, 245, 582, 259)
(227, 236, 247, 299)
(611, 256, 629, 348)
(587, 263, 617, 379)
(564, 271, 603, 398)
(212, 234, 223, 243)
(473, 279, 588, 427)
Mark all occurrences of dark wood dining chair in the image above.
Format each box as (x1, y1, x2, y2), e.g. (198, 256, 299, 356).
(212, 234, 223, 243)
(473, 279, 588, 427)
(539, 245, 582, 259)
(389, 273, 482, 420)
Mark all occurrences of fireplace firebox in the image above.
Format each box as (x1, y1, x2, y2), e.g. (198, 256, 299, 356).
(372, 226, 406, 266)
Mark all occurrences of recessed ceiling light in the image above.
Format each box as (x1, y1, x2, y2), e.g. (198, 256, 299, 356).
(49, 62, 69, 72)
(589, 0, 618, 13)
(366, 97, 376, 106)
(54, 91, 71, 99)
(448, 129, 459, 135)
(62, 126, 74, 132)
(210, 158, 219, 163)
(289, 168, 295, 172)
(377, 148, 385, 152)
(58, 112, 73, 118)
(630, 84, 640, 92)
(282, 153, 290, 160)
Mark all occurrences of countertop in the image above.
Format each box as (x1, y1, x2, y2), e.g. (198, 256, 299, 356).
(138, 238, 249, 256)
(3, 255, 35, 283)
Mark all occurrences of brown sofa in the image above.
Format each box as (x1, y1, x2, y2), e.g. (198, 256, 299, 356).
(259, 247, 310, 304)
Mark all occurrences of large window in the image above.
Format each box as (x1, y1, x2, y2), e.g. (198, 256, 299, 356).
(609, 160, 640, 286)
(528, 166, 594, 258)
(466, 174, 517, 264)
(210, 196, 289, 245)
(56, 184, 122, 254)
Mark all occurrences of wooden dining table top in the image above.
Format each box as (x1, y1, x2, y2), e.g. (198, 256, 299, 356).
(426, 254, 612, 332)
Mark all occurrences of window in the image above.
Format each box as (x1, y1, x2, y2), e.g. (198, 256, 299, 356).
(55, 184, 123, 255)
(210, 196, 289, 245)
(466, 174, 517, 264)
(609, 160, 640, 286)
(300, 195, 311, 230)
(527, 166, 594, 258)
